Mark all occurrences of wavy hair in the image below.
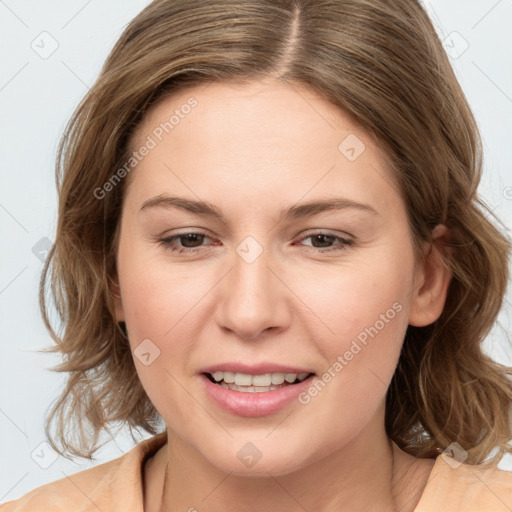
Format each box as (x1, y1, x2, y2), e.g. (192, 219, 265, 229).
(40, 0, 512, 463)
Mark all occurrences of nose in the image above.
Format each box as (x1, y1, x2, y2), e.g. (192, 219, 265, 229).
(214, 245, 291, 340)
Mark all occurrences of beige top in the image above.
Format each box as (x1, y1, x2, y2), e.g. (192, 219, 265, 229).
(2, 433, 512, 511)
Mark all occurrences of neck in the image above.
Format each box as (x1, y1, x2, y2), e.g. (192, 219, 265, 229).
(145, 411, 433, 512)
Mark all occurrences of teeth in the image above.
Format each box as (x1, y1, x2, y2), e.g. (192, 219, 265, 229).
(220, 382, 279, 393)
(236, 373, 253, 386)
(271, 373, 285, 385)
(209, 371, 311, 387)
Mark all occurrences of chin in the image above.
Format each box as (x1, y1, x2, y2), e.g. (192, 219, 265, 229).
(203, 443, 312, 478)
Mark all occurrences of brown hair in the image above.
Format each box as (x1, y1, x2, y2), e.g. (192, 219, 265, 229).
(40, 0, 512, 464)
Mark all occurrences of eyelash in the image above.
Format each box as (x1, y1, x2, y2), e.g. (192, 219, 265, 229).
(157, 231, 354, 255)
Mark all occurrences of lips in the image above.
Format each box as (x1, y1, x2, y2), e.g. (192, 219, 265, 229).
(200, 363, 315, 391)
(200, 371, 316, 416)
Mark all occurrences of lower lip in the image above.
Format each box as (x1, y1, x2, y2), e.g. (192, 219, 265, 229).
(200, 373, 315, 417)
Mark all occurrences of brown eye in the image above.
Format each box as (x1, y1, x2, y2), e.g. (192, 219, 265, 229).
(297, 232, 354, 253)
(159, 231, 216, 254)
(178, 233, 206, 248)
(310, 234, 337, 248)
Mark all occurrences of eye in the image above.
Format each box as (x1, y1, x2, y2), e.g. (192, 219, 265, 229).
(158, 230, 354, 255)
(296, 232, 354, 253)
(158, 231, 218, 254)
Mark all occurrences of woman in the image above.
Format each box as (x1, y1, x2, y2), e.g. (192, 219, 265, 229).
(2, 0, 511, 510)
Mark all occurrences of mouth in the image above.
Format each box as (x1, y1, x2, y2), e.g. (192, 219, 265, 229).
(203, 371, 315, 393)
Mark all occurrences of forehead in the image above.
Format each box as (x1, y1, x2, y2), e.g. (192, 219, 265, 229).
(132, 79, 371, 151)
(124, 80, 401, 217)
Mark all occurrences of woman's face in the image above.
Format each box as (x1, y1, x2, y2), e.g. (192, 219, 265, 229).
(114, 79, 435, 476)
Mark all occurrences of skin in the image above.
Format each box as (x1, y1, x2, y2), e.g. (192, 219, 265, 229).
(112, 79, 451, 511)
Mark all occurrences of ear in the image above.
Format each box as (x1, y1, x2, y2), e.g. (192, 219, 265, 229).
(108, 272, 125, 322)
(409, 224, 452, 327)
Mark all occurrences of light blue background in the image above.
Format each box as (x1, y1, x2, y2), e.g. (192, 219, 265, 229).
(1, 0, 511, 502)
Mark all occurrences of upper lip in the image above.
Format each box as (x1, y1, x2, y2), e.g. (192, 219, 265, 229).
(200, 362, 315, 375)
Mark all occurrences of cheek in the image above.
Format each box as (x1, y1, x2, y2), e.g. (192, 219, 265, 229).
(117, 239, 212, 343)
(289, 252, 414, 355)
(290, 262, 412, 449)
(116, 253, 205, 420)
(285, 250, 415, 425)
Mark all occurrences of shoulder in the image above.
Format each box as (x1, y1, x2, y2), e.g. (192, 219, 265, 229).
(0, 458, 119, 512)
(416, 454, 512, 512)
(0, 432, 167, 512)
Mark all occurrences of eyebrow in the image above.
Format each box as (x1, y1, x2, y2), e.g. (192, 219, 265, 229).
(139, 194, 379, 220)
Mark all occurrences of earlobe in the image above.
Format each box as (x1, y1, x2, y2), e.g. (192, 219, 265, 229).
(408, 224, 452, 327)
(108, 274, 125, 322)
